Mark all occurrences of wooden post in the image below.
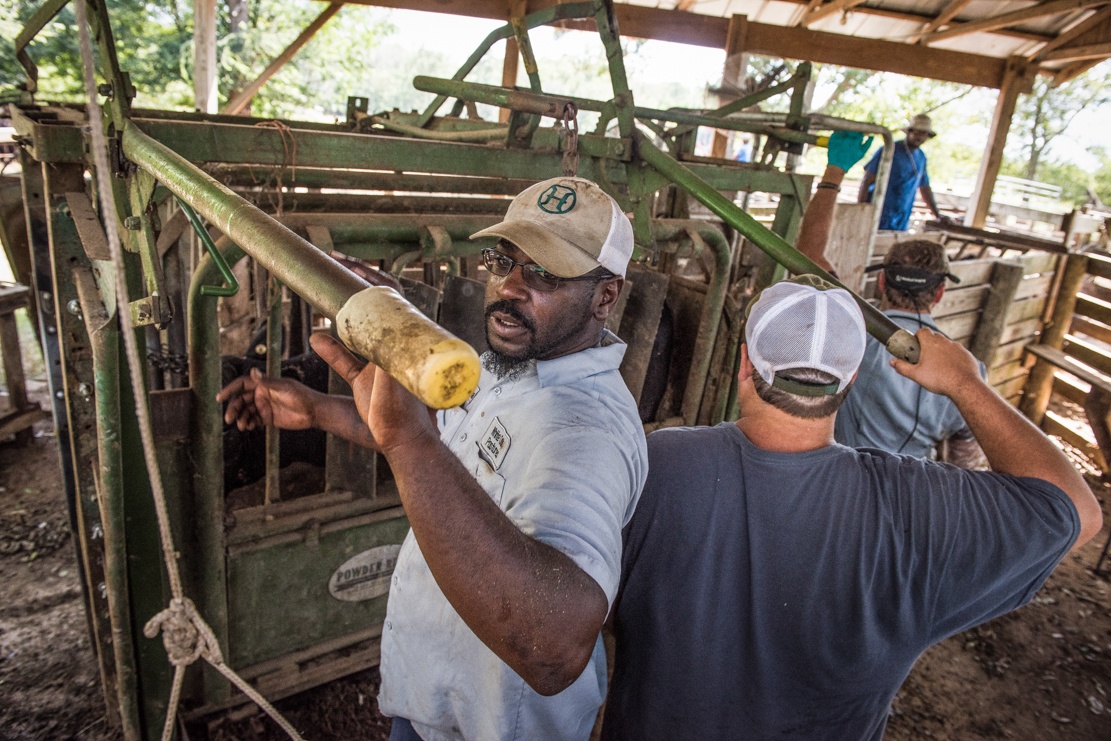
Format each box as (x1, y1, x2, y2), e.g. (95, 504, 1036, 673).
(1020, 252, 1089, 424)
(499, 0, 527, 124)
(969, 259, 1025, 364)
(193, 0, 217, 113)
(712, 15, 749, 159)
(966, 56, 1033, 229)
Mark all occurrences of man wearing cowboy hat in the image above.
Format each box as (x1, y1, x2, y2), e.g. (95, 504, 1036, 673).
(858, 114, 951, 231)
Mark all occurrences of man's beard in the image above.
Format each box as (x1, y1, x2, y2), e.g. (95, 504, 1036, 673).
(482, 296, 594, 380)
(483, 300, 538, 380)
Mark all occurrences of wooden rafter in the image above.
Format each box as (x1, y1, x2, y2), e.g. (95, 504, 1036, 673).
(1051, 57, 1104, 83)
(764, 0, 1050, 42)
(1033, 4, 1111, 58)
(1041, 39, 1111, 61)
(799, 0, 868, 29)
(923, 0, 1108, 46)
(906, 0, 973, 44)
(793, 0, 824, 27)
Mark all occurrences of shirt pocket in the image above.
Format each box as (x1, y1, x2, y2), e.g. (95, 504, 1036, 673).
(473, 461, 507, 508)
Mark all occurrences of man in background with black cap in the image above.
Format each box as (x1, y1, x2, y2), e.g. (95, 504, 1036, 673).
(219, 176, 647, 741)
(835, 240, 986, 465)
(858, 113, 951, 231)
(601, 277, 1101, 741)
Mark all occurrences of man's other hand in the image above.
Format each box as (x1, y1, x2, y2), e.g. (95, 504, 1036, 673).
(890, 328, 983, 399)
(217, 368, 319, 431)
(827, 131, 874, 173)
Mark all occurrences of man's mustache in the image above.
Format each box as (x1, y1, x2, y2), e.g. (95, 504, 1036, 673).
(485, 300, 536, 333)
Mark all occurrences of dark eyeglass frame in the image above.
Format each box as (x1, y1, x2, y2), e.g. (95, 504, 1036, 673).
(481, 248, 614, 292)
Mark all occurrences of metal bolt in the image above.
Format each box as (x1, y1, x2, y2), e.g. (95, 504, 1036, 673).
(55, 390, 65, 399)
(77, 383, 93, 401)
(614, 143, 625, 155)
(41, 291, 53, 305)
(45, 324, 56, 335)
(97, 83, 113, 97)
(124, 216, 142, 230)
(66, 299, 82, 318)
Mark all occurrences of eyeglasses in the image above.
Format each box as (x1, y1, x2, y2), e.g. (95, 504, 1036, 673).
(481, 248, 612, 292)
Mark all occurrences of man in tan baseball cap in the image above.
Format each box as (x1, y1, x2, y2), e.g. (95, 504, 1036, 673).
(471, 176, 634, 377)
(472, 175, 635, 278)
(217, 175, 647, 741)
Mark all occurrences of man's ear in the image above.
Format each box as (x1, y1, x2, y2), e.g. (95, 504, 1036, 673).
(739, 343, 753, 381)
(931, 284, 945, 307)
(593, 277, 625, 321)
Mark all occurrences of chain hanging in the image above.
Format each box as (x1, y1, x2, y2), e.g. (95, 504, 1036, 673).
(559, 102, 579, 177)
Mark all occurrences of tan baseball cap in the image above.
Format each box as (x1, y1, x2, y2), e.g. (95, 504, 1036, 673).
(471, 177, 634, 278)
(905, 114, 937, 138)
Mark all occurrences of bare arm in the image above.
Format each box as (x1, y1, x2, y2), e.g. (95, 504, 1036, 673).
(216, 366, 378, 449)
(858, 170, 876, 203)
(795, 164, 843, 274)
(311, 333, 608, 695)
(892, 329, 1102, 550)
(797, 132, 873, 273)
(919, 184, 949, 222)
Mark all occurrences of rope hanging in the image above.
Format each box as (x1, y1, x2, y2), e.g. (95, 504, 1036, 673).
(73, 3, 306, 738)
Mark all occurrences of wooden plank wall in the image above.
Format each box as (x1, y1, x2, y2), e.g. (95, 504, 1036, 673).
(1036, 252, 1111, 469)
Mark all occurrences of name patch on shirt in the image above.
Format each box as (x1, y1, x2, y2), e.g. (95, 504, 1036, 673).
(477, 416, 511, 471)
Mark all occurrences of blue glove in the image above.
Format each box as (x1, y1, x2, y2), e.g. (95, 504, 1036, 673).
(826, 131, 874, 173)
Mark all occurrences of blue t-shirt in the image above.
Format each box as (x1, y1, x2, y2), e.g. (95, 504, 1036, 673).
(602, 423, 1078, 741)
(864, 140, 930, 231)
(836, 310, 984, 458)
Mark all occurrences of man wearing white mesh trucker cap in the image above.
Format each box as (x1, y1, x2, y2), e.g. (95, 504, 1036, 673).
(602, 277, 1100, 740)
(218, 176, 646, 741)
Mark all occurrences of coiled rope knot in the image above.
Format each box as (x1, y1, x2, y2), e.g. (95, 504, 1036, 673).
(144, 597, 224, 668)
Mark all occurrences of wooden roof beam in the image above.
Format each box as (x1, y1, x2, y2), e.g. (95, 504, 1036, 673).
(1032, 4, 1111, 58)
(1041, 40, 1111, 61)
(1051, 57, 1104, 84)
(906, 0, 973, 44)
(798, 0, 869, 28)
(923, 0, 1108, 46)
(764, 0, 1051, 42)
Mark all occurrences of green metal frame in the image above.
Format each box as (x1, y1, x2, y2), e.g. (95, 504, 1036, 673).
(9, 0, 908, 735)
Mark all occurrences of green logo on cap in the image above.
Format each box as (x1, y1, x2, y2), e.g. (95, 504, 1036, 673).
(537, 184, 576, 214)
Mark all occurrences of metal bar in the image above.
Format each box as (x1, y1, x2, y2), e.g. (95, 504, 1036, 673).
(13, 0, 71, 91)
(188, 236, 244, 704)
(73, 266, 142, 741)
(121, 121, 363, 318)
(123, 122, 479, 409)
(415, 1, 596, 127)
(654, 221, 732, 425)
(635, 130, 920, 362)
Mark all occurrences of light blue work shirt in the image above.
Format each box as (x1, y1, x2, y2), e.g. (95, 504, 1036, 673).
(835, 310, 983, 458)
(378, 331, 648, 741)
(863, 140, 930, 231)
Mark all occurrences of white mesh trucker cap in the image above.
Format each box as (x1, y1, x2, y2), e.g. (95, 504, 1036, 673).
(745, 277, 867, 396)
(471, 177, 634, 278)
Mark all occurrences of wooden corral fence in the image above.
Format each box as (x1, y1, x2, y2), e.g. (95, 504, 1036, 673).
(1021, 251, 1111, 475)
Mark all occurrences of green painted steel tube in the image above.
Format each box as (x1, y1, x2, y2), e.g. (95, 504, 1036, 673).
(635, 131, 920, 363)
(188, 237, 244, 704)
(124, 121, 481, 409)
(653, 221, 732, 425)
(122, 121, 363, 320)
(75, 271, 143, 741)
(411, 77, 825, 146)
(415, 1, 595, 127)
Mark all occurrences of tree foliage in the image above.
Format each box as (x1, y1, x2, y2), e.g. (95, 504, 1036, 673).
(1007, 66, 1111, 181)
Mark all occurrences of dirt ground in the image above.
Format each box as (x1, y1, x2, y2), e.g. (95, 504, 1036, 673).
(2, 385, 1111, 741)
